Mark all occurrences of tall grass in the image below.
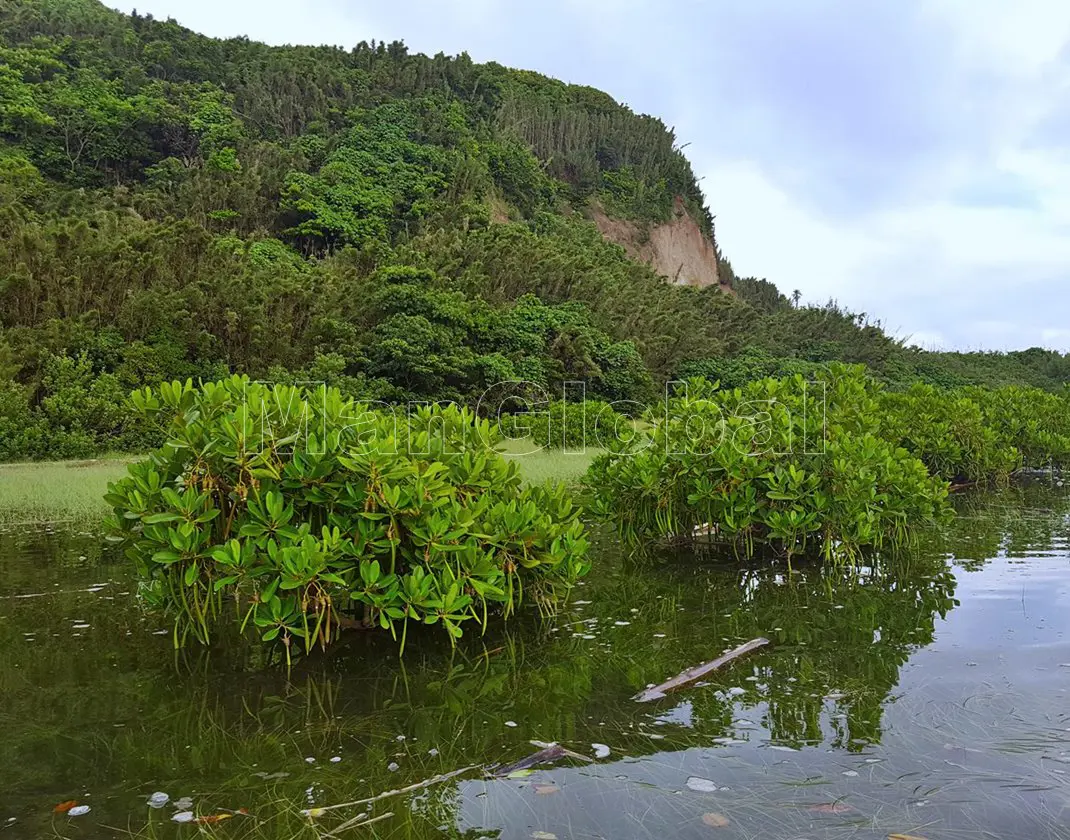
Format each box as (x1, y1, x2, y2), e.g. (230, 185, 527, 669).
(0, 457, 132, 527)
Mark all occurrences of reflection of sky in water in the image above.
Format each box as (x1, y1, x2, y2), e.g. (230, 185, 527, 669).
(871, 553, 1070, 840)
(929, 555, 1070, 661)
(459, 550, 1070, 840)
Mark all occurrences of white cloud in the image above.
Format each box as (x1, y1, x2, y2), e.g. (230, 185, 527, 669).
(702, 161, 877, 302)
(928, 0, 1070, 71)
(700, 0, 1070, 350)
(123, 1, 358, 47)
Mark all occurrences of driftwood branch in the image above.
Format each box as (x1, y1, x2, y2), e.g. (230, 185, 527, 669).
(492, 741, 593, 777)
(633, 637, 770, 702)
(307, 765, 477, 815)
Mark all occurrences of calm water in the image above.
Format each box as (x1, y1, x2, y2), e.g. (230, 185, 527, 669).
(2, 480, 1070, 839)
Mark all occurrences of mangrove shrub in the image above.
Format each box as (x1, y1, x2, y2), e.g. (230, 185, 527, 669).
(962, 385, 1070, 469)
(105, 377, 590, 657)
(878, 383, 1021, 483)
(587, 366, 952, 562)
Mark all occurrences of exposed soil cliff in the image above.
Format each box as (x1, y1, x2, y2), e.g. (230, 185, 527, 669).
(590, 196, 729, 292)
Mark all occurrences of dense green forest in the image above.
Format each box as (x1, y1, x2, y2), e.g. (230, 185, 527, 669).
(1, 0, 1068, 462)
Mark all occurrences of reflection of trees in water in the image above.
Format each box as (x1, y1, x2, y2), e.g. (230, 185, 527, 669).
(941, 476, 1070, 565)
(8, 481, 1069, 835)
(631, 557, 958, 751)
(6, 555, 958, 775)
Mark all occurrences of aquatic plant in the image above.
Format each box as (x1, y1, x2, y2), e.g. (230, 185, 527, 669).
(586, 366, 952, 562)
(104, 377, 590, 657)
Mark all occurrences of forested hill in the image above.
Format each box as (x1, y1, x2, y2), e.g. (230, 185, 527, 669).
(0, 0, 1068, 460)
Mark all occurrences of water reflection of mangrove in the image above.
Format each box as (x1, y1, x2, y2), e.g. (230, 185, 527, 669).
(941, 474, 1070, 564)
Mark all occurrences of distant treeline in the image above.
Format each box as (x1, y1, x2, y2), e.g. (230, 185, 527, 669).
(0, 0, 1066, 461)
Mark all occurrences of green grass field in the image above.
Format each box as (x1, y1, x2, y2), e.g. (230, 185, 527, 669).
(0, 456, 133, 527)
(497, 438, 601, 487)
(0, 442, 598, 527)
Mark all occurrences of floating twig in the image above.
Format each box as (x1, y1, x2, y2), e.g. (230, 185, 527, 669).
(634, 637, 770, 702)
(307, 765, 477, 815)
(492, 741, 593, 777)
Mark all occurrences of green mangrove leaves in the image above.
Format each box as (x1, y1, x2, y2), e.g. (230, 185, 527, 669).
(105, 376, 590, 657)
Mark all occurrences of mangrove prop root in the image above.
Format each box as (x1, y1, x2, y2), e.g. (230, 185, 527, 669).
(634, 637, 771, 702)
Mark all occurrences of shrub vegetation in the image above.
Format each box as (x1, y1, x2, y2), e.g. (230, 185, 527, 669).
(0, 1, 1068, 464)
(587, 366, 1070, 562)
(500, 400, 635, 450)
(105, 377, 590, 657)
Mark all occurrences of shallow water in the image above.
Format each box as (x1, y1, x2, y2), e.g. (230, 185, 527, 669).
(2, 480, 1069, 839)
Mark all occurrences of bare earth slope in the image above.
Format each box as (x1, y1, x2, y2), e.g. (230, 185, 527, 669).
(590, 196, 729, 291)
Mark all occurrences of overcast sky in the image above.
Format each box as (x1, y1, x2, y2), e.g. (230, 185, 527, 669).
(123, 0, 1070, 351)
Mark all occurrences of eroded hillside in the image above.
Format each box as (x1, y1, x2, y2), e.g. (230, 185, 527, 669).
(590, 196, 728, 291)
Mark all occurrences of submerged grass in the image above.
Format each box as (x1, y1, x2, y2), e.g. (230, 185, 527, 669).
(0, 456, 133, 527)
(0, 442, 596, 528)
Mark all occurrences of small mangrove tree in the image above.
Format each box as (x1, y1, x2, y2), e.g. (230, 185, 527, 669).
(586, 366, 953, 561)
(105, 377, 590, 658)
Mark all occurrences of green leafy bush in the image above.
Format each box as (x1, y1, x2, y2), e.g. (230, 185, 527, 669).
(677, 348, 828, 390)
(586, 366, 952, 563)
(485, 137, 554, 216)
(878, 384, 1020, 482)
(876, 383, 1070, 480)
(961, 385, 1070, 469)
(599, 165, 672, 225)
(0, 351, 160, 461)
(281, 99, 457, 254)
(500, 400, 635, 450)
(104, 377, 591, 658)
(0, 379, 45, 462)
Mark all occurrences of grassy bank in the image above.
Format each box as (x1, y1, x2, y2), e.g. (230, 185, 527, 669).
(497, 438, 602, 487)
(0, 456, 133, 528)
(0, 443, 598, 528)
